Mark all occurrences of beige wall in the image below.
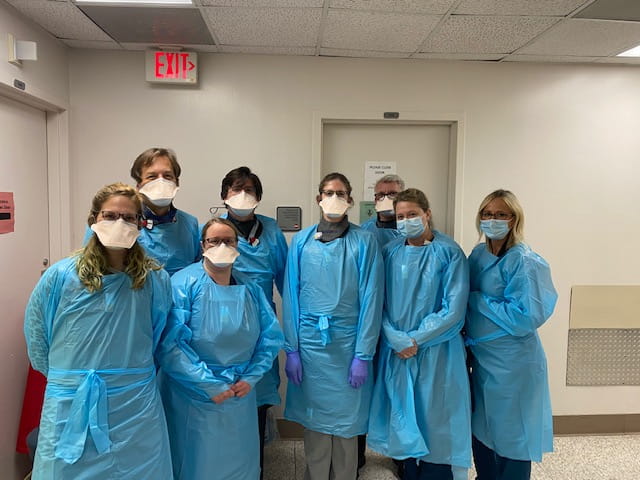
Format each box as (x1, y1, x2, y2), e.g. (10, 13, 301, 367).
(68, 50, 640, 416)
(0, 1, 69, 107)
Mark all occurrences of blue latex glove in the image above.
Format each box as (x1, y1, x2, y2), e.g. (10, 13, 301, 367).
(285, 351, 303, 386)
(348, 358, 369, 389)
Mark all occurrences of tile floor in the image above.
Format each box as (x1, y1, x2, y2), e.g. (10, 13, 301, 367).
(263, 434, 640, 480)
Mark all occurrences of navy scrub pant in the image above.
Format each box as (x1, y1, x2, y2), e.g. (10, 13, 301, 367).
(472, 436, 531, 480)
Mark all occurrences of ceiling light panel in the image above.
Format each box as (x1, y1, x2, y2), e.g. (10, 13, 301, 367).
(323, 10, 441, 52)
(421, 15, 559, 54)
(329, 0, 457, 15)
(455, 0, 590, 16)
(203, 7, 322, 46)
(75, 0, 193, 4)
(77, 6, 213, 44)
(518, 19, 640, 57)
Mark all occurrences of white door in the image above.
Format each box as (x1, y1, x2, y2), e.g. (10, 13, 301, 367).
(0, 95, 49, 479)
(322, 123, 452, 233)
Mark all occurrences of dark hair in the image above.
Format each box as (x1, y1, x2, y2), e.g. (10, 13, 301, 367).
(130, 148, 181, 184)
(200, 217, 240, 243)
(220, 166, 263, 201)
(394, 188, 430, 211)
(318, 172, 352, 196)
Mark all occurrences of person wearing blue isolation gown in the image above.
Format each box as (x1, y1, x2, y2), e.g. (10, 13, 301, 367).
(360, 174, 405, 248)
(158, 217, 283, 480)
(367, 188, 471, 480)
(283, 172, 383, 480)
(83, 148, 200, 276)
(24, 183, 173, 479)
(466, 189, 557, 480)
(218, 167, 288, 479)
(357, 173, 405, 472)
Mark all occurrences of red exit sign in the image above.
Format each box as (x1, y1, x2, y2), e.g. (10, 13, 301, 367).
(145, 50, 198, 84)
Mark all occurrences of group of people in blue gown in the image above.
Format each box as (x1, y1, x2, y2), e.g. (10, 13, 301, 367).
(24, 147, 558, 480)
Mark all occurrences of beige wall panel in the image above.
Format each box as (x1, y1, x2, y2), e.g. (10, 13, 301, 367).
(570, 286, 640, 329)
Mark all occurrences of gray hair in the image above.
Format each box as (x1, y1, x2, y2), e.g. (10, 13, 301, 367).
(375, 174, 405, 190)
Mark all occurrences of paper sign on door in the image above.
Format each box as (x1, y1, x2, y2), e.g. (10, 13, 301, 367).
(0, 192, 15, 234)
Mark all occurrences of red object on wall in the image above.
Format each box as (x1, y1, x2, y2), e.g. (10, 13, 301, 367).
(16, 366, 46, 454)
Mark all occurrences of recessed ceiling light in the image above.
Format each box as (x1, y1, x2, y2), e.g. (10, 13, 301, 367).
(617, 44, 640, 57)
(75, 0, 193, 5)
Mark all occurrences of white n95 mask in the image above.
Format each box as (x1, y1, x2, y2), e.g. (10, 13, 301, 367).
(203, 244, 240, 268)
(319, 195, 350, 219)
(225, 191, 259, 217)
(91, 219, 139, 250)
(374, 196, 394, 215)
(139, 178, 179, 207)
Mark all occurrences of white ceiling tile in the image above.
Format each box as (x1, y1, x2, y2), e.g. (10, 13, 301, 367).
(201, 0, 323, 6)
(518, 19, 640, 56)
(62, 39, 122, 50)
(329, 0, 456, 15)
(319, 47, 410, 58)
(455, 0, 590, 16)
(5, 0, 112, 41)
(220, 46, 316, 55)
(203, 7, 321, 46)
(421, 15, 559, 54)
(504, 54, 598, 63)
(413, 52, 506, 61)
(323, 10, 441, 52)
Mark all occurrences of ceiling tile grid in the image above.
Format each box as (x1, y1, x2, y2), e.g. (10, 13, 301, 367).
(0, 0, 639, 65)
(322, 9, 442, 52)
(517, 19, 640, 57)
(420, 15, 560, 54)
(202, 6, 322, 46)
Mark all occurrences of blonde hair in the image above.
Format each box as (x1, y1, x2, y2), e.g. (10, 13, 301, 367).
(77, 183, 160, 292)
(475, 189, 525, 251)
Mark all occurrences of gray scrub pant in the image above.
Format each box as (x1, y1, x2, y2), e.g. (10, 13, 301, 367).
(304, 429, 358, 480)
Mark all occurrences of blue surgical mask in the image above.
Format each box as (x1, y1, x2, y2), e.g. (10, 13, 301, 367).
(397, 217, 425, 239)
(480, 219, 510, 240)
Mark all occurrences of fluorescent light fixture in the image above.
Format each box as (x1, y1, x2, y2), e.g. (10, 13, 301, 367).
(617, 44, 640, 57)
(75, 0, 193, 4)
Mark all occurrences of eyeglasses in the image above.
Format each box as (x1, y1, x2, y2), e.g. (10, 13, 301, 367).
(480, 212, 513, 220)
(99, 210, 140, 224)
(374, 192, 398, 202)
(321, 190, 348, 199)
(204, 237, 237, 247)
(231, 186, 256, 195)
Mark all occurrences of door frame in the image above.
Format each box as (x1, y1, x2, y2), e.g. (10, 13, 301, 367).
(311, 110, 465, 242)
(0, 82, 70, 263)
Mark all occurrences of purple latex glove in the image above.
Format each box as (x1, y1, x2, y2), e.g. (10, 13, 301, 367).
(285, 351, 303, 386)
(348, 358, 369, 389)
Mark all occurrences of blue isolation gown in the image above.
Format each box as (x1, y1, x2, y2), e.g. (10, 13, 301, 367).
(367, 232, 472, 469)
(221, 213, 288, 406)
(24, 256, 173, 480)
(158, 263, 284, 480)
(360, 216, 402, 248)
(83, 208, 201, 276)
(283, 224, 383, 437)
(465, 243, 558, 462)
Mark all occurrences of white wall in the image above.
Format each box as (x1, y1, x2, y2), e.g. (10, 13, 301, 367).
(68, 50, 640, 417)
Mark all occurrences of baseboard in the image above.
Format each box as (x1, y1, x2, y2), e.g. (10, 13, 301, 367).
(277, 415, 640, 439)
(553, 414, 640, 435)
